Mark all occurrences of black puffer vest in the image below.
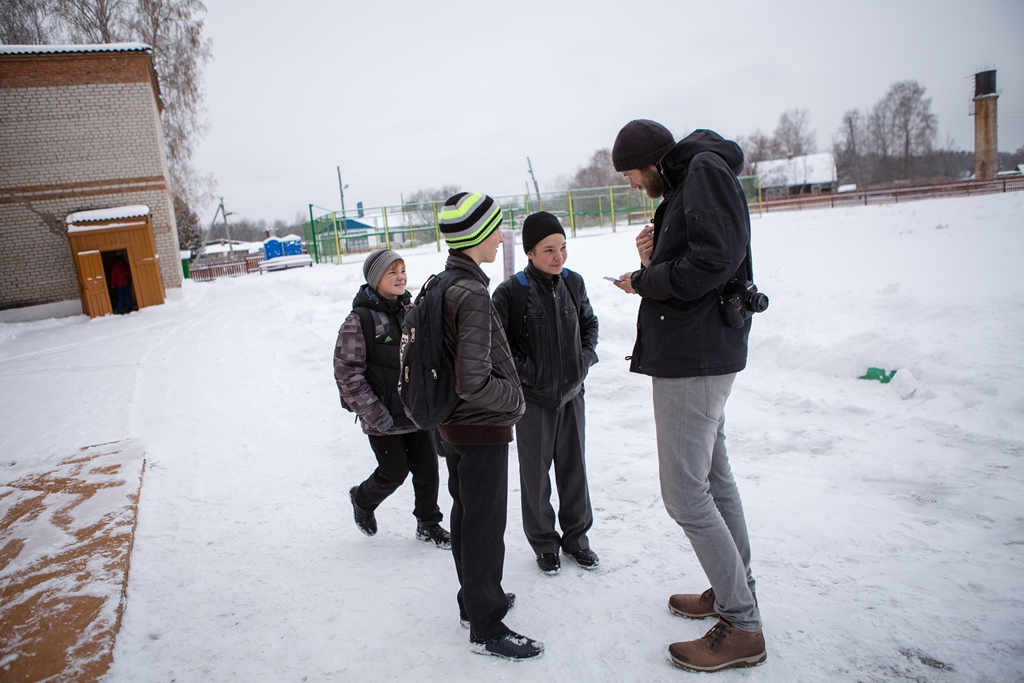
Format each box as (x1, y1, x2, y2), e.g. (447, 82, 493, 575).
(352, 284, 410, 420)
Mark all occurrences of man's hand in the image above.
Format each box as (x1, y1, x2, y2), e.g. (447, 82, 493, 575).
(635, 224, 654, 267)
(614, 272, 637, 294)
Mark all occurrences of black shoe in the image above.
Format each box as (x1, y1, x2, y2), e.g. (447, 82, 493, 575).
(564, 547, 600, 570)
(470, 629, 544, 660)
(461, 592, 515, 628)
(416, 522, 451, 550)
(536, 553, 560, 575)
(349, 487, 376, 536)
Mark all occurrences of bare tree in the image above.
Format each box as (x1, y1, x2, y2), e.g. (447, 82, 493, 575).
(53, 0, 129, 42)
(0, 0, 57, 43)
(563, 148, 622, 189)
(403, 185, 462, 226)
(736, 129, 783, 173)
(885, 80, 937, 174)
(129, 0, 215, 220)
(774, 108, 816, 157)
(834, 109, 866, 186)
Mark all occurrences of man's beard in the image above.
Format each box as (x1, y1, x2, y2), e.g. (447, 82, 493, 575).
(638, 166, 665, 199)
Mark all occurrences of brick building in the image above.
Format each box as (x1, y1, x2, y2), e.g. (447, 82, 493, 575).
(0, 43, 182, 320)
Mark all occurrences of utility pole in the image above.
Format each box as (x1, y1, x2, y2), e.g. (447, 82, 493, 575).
(337, 166, 348, 234)
(526, 156, 541, 204)
(211, 198, 235, 254)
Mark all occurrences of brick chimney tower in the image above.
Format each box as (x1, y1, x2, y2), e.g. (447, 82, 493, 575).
(972, 70, 998, 181)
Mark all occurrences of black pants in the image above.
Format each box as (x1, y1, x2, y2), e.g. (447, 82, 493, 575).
(353, 430, 442, 525)
(444, 442, 510, 642)
(516, 392, 593, 555)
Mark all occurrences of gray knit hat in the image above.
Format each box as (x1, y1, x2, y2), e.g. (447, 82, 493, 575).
(438, 191, 503, 250)
(612, 119, 675, 171)
(363, 249, 403, 290)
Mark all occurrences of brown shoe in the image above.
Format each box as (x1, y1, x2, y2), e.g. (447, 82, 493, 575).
(668, 619, 767, 672)
(669, 587, 718, 619)
(668, 588, 757, 619)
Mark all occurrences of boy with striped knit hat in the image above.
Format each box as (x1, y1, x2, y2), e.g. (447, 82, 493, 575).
(435, 191, 543, 661)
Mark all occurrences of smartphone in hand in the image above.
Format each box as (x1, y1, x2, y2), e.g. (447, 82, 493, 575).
(603, 276, 622, 283)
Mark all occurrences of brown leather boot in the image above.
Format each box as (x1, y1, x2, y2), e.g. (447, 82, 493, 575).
(669, 587, 717, 619)
(668, 619, 767, 672)
(668, 588, 757, 619)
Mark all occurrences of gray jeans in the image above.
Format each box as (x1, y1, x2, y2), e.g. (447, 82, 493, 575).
(652, 374, 761, 632)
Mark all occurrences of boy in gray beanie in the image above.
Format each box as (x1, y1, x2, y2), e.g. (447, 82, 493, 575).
(334, 249, 450, 549)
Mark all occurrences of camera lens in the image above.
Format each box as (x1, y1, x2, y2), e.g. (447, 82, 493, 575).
(748, 292, 769, 313)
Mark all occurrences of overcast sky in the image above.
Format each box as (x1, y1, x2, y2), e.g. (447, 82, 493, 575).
(193, 0, 1024, 224)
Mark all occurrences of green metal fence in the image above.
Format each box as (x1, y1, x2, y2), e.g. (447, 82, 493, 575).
(304, 178, 761, 264)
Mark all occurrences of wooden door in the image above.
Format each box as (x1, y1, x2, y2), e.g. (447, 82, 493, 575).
(76, 250, 112, 317)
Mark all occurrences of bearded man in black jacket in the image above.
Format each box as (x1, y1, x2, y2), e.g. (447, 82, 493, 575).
(612, 120, 767, 672)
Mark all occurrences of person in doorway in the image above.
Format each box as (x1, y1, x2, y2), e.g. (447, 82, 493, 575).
(436, 191, 543, 660)
(492, 211, 600, 576)
(611, 120, 767, 672)
(334, 249, 451, 550)
(110, 256, 131, 314)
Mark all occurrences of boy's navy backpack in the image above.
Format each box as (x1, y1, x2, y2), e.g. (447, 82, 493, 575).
(398, 268, 472, 430)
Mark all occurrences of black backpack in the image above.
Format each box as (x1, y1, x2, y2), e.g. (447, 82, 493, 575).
(340, 307, 375, 413)
(397, 268, 472, 430)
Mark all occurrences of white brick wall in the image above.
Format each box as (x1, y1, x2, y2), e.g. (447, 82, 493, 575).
(0, 80, 182, 310)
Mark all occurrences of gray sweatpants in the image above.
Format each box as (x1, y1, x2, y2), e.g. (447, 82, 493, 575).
(515, 391, 593, 555)
(652, 374, 761, 632)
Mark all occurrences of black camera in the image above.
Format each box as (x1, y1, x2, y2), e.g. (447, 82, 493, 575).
(718, 279, 769, 329)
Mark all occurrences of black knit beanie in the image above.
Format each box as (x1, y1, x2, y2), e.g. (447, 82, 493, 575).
(521, 211, 566, 254)
(612, 119, 675, 171)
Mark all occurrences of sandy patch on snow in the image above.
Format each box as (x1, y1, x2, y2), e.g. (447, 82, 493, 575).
(0, 441, 145, 682)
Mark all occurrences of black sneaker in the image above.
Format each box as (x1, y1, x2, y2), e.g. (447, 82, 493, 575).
(461, 592, 515, 628)
(564, 548, 600, 570)
(536, 553, 560, 574)
(470, 629, 544, 661)
(416, 522, 451, 550)
(349, 487, 376, 537)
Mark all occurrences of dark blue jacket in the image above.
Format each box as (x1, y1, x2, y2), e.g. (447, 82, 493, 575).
(629, 129, 751, 378)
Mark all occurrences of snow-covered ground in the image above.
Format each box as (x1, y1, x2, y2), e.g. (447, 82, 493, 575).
(2, 193, 1023, 682)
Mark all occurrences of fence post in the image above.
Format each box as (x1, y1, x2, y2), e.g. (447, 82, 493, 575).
(433, 201, 441, 251)
(382, 206, 391, 250)
(332, 211, 342, 264)
(567, 189, 577, 238)
(609, 187, 616, 232)
(307, 204, 320, 263)
(526, 192, 531, 214)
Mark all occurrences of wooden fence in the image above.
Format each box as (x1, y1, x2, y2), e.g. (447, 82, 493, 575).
(189, 255, 265, 282)
(757, 176, 1024, 214)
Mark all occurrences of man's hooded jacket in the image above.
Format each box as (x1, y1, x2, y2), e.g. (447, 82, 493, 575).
(628, 129, 752, 378)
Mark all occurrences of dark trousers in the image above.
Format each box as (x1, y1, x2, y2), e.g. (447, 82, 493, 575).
(515, 391, 593, 555)
(353, 430, 442, 525)
(444, 442, 510, 642)
(114, 286, 131, 313)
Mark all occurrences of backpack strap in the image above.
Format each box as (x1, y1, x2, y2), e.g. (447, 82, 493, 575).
(507, 271, 530, 349)
(353, 306, 375, 354)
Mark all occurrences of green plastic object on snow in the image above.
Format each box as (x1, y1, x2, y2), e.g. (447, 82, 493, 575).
(860, 367, 896, 383)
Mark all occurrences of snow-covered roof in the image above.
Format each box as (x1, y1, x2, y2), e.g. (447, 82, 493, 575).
(754, 153, 837, 188)
(0, 43, 151, 55)
(65, 205, 150, 225)
(282, 234, 303, 242)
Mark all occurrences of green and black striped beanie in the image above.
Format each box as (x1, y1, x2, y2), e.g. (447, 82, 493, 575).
(438, 191, 502, 250)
